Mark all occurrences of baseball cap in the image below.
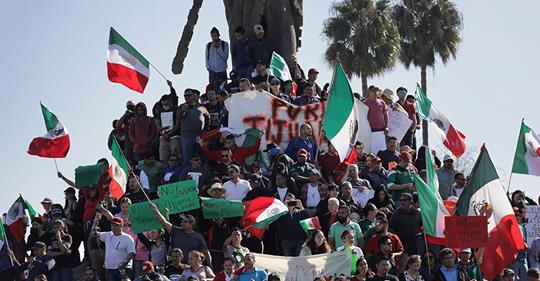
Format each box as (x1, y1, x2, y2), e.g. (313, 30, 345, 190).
(111, 217, 124, 226)
(460, 248, 472, 254)
(308, 68, 319, 74)
(400, 145, 415, 153)
(297, 149, 309, 157)
(253, 24, 264, 34)
(443, 154, 454, 162)
(41, 198, 53, 204)
(270, 78, 280, 86)
(51, 208, 63, 216)
(64, 187, 76, 194)
(400, 151, 412, 163)
(32, 241, 47, 250)
(181, 214, 195, 223)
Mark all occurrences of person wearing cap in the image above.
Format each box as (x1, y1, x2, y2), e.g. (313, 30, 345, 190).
(269, 77, 282, 96)
(41, 198, 54, 222)
(396, 87, 417, 148)
(63, 187, 78, 222)
(364, 156, 390, 192)
(500, 269, 516, 281)
(290, 148, 317, 187)
(389, 193, 421, 255)
(250, 59, 274, 85)
(437, 154, 458, 200)
(457, 248, 482, 281)
(247, 24, 272, 69)
(272, 172, 298, 202)
(224, 71, 241, 94)
(282, 80, 296, 101)
(206, 27, 229, 84)
(364, 86, 389, 152)
(433, 248, 470, 281)
(244, 174, 273, 201)
(223, 164, 252, 201)
(527, 268, 540, 281)
(117, 100, 136, 161)
(92, 217, 136, 281)
(388, 151, 417, 209)
(150, 204, 211, 267)
(380, 88, 394, 106)
(306, 67, 324, 97)
(285, 123, 318, 163)
(134, 261, 170, 281)
(293, 82, 320, 106)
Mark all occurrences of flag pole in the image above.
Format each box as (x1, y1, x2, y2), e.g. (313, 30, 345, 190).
(53, 159, 59, 173)
(148, 62, 168, 82)
(507, 118, 525, 195)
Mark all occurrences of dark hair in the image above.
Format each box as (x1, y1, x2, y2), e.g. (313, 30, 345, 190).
(363, 203, 377, 216)
(377, 235, 391, 246)
(234, 26, 245, 34)
(306, 230, 331, 254)
(440, 248, 455, 258)
(210, 27, 219, 35)
(454, 172, 464, 180)
(355, 141, 363, 147)
(225, 134, 235, 140)
(340, 229, 354, 240)
(527, 268, 540, 279)
(327, 184, 339, 191)
(387, 136, 397, 142)
(374, 255, 390, 265)
(338, 205, 350, 213)
(223, 257, 235, 264)
(406, 255, 422, 269)
(283, 80, 294, 87)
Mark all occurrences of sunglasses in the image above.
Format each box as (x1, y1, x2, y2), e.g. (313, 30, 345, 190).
(221, 154, 229, 157)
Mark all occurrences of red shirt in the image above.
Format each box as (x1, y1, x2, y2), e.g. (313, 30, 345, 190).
(364, 99, 387, 130)
(399, 100, 416, 121)
(318, 152, 340, 182)
(366, 232, 404, 255)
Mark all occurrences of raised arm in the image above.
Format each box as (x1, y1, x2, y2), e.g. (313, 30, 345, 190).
(150, 203, 172, 234)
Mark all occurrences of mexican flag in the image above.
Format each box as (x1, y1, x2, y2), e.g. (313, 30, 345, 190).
(415, 85, 466, 157)
(6, 195, 37, 242)
(512, 121, 540, 176)
(28, 103, 70, 158)
(107, 27, 150, 93)
(240, 197, 288, 239)
(300, 217, 321, 232)
(414, 145, 450, 244)
(109, 138, 130, 200)
(456, 146, 525, 280)
(322, 62, 356, 162)
(269, 52, 292, 81)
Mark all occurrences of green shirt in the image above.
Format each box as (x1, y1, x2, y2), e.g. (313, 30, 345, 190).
(388, 165, 415, 201)
(329, 220, 363, 249)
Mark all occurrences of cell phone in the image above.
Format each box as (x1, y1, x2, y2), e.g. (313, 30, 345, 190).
(287, 201, 297, 207)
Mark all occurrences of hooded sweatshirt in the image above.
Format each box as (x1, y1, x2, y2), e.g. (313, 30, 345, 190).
(129, 102, 157, 154)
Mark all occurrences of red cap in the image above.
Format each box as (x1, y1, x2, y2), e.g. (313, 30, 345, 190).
(142, 261, 154, 272)
(297, 149, 309, 157)
(111, 217, 124, 226)
(399, 151, 412, 163)
(308, 68, 319, 74)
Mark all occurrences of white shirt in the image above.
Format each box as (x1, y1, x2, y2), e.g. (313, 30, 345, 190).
(277, 187, 288, 202)
(223, 179, 251, 200)
(99, 232, 136, 269)
(454, 187, 464, 198)
(306, 183, 321, 208)
(336, 245, 364, 258)
(352, 187, 375, 209)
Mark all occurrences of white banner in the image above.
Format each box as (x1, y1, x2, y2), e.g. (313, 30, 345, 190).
(526, 206, 540, 245)
(225, 90, 325, 150)
(388, 109, 413, 143)
(252, 252, 351, 281)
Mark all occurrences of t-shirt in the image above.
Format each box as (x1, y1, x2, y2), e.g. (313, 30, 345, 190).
(181, 266, 213, 279)
(377, 150, 400, 170)
(238, 269, 268, 281)
(388, 165, 416, 201)
(329, 220, 363, 249)
(170, 226, 208, 263)
(47, 234, 73, 269)
(364, 99, 387, 130)
(223, 179, 251, 200)
(99, 232, 136, 269)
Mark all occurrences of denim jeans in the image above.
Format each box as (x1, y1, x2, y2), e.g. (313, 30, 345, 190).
(281, 240, 303, 256)
(106, 268, 133, 281)
(52, 267, 73, 281)
(181, 136, 198, 166)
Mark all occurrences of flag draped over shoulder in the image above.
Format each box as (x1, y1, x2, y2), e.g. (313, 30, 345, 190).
(512, 120, 540, 176)
(414, 146, 450, 244)
(107, 27, 150, 93)
(6, 195, 37, 242)
(27, 103, 70, 158)
(415, 85, 466, 157)
(456, 146, 525, 280)
(322, 63, 356, 162)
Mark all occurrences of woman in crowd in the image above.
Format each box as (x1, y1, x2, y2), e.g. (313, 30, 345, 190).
(181, 250, 215, 280)
(299, 230, 332, 256)
(137, 229, 168, 268)
(399, 255, 424, 281)
(351, 257, 373, 281)
(419, 250, 437, 281)
(367, 189, 395, 214)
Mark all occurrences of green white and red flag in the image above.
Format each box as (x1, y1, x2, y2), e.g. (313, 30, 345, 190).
(512, 120, 540, 176)
(299, 216, 321, 232)
(240, 197, 288, 239)
(6, 195, 37, 242)
(107, 27, 150, 93)
(27, 103, 70, 158)
(109, 138, 130, 200)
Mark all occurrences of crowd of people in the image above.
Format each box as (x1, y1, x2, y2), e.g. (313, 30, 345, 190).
(2, 23, 540, 281)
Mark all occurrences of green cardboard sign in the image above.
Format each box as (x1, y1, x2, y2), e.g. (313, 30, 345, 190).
(202, 197, 244, 219)
(158, 180, 200, 214)
(128, 199, 166, 233)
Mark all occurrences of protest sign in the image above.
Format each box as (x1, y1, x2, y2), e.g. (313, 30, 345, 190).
(252, 252, 351, 281)
(526, 206, 540, 245)
(75, 164, 102, 187)
(201, 197, 244, 219)
(445, 216, 488, 248)
(158, 180, 200, 214)
(129, 199, 166, 233)
(388, 109, 413, 142)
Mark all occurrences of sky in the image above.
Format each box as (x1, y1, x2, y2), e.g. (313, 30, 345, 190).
(1, 1, 539, 213)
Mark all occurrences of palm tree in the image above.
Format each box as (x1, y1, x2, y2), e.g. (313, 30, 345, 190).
(172, 0, 203, 75)
(393, 0, 462, 145)
(323, 0, 400, 96)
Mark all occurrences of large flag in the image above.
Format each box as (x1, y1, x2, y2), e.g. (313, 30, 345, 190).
(6, 195, 37, 242)
(456, 146, 525, 280)
(107, 27, 150, 93)
(512, 120, 540, 176)
(109, 138, 130, 200)
(28, 103, 70, 158)
(240, 197, 288, 239)
(322, 63, 356, 162)
(415, 85, 466, 157)
(414, 145, 450, 244)
(269, 52, 292, 81)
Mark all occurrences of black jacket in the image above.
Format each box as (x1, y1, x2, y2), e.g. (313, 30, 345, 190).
(433, 266, 470, 281)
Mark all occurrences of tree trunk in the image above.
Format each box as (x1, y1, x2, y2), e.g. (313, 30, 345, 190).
(171, 0, 203, 75)
(361, 73, 368, 98)
(421, 65, 428, 145)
